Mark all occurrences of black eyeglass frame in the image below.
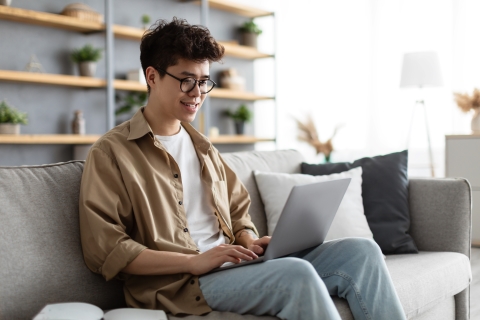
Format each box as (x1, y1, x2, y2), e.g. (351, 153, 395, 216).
(156, 68, 216, 94)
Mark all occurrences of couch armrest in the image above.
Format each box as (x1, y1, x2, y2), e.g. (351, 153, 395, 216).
(408, 178, 471, 258)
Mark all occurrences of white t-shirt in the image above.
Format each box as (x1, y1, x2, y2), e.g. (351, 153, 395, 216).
(155, 126, 227, 252)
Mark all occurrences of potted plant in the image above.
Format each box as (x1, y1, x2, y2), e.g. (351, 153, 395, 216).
(141, 14, 151, 30)
(115, 91, 148, 124)
(225, 104, 252, 135)
(0, 100, 28, 134)
(239, 19, 262, 48)
(71, 44, 103, 77)
(454, 88, 480, 133)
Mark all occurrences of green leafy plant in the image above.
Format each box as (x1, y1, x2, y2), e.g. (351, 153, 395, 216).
(115, 91, 148, 116)
(142, 14, 151, 26)
(225, 104, 253, 122)
(239, 19, 262, 35)
(0, 100, 28, 125)
(71, 44, 103, 63)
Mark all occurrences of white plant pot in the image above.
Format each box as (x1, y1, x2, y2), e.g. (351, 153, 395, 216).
(0, 0, 12, 6)
(0, 123, 20, 134)
(78, 61, 97, 77)
(472, 109, 480, 134)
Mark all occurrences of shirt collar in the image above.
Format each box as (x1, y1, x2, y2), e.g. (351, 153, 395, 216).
(127, 107, 153, 141)
(127, 107, 212, 157)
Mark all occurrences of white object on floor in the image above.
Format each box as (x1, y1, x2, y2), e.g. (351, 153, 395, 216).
(33, 302, 168, 320)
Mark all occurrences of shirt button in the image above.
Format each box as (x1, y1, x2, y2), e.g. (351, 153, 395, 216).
(183, 228, 189, 232)
(190, 279, 195, 285)
(179, 200, 183, 205)
(174, 174, 179, 178)
(196, 296, 200, 301)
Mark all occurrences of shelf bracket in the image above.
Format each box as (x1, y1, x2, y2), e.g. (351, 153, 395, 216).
(105, 0, 115, 131)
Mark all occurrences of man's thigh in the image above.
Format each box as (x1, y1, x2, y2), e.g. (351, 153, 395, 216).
(198, 257, 334, 317)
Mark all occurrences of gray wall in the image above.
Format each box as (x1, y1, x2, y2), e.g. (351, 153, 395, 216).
(0, 0, 256, 165)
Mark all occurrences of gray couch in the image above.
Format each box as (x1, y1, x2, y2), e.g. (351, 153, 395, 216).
(0, 149, 472, 320)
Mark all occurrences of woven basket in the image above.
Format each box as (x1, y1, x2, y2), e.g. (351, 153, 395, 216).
(61, 3, 103, 23)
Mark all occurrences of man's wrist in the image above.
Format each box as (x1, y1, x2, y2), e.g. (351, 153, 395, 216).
(236, 228, 258, 239)
(235, 229, 258, 248)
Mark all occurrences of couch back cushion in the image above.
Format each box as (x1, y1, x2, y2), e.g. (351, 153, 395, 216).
(222, 150, 305, 237)
(0, 161, 125, 320)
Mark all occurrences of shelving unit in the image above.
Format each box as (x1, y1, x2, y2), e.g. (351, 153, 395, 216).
(191, 0, 273, 18)
(0, 134, 100, 144)
(0, 1, 276, 149)
(0, 5, 104, 33)
(0, 70, 106, 88)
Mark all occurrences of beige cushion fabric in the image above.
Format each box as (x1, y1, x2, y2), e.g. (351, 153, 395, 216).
(386, 251, 471, 319)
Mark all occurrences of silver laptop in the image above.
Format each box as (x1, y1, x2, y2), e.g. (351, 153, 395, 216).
(207, 178, 351, 274)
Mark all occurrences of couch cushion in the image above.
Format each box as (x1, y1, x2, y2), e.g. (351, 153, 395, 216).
(253, 167, 373, 240)
(301, 150, 418, 254)
(222, 150, 305, 237)
(0, 161, 126, 320)
(385, 251, 471, 319)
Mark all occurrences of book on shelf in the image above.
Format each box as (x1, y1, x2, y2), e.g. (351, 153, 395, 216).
(33, 302, 168, 320)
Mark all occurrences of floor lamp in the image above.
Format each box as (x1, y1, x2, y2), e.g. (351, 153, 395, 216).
(400, 52, 443, 177)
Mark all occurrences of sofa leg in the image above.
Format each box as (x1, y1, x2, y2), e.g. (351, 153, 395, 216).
(455, 287, 470, 320)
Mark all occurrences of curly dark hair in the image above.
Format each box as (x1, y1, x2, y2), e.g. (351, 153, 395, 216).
(140, 17, 225, 93)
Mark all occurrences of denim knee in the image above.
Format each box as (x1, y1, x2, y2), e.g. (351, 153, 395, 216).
(272, 257, 319, 283)
(341, 238, 382, 256)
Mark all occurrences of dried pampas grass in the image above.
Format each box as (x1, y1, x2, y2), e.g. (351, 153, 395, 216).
(294, 115, 341, 162)
(454, 88, 480, 113)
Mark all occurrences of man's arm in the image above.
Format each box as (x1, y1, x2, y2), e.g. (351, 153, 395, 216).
(122, 244, 258, 276)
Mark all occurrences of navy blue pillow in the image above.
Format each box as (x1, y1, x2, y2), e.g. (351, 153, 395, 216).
(301, 150, 418, 254)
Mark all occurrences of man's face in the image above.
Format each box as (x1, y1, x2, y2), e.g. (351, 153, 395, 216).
(153, 58, 209, 124)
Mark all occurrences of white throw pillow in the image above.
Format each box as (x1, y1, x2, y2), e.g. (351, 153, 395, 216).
(253, 167, 373, 241)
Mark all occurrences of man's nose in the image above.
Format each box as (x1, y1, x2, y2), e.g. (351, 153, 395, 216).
(188, 82, 202, 97)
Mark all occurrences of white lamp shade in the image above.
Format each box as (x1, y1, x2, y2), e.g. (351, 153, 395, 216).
(400, 52, 443, 88)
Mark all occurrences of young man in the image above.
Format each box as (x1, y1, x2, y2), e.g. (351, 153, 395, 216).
(79, 18, 406, 319)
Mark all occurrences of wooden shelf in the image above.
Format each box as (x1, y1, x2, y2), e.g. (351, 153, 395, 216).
(0, 134, 101, 144)
(110, 25, 272, 60)
(190, 0, 273, 18)
(113, 80, 273, 101)
(209, 88, 273, 101)
(0, 70, 106, 88)
(209, 135, 274, 144)
(113, 24, 146, 40)
(0, 5, 104, 33)
(219, 41, 272, 59)
(0, 70, 105, 88)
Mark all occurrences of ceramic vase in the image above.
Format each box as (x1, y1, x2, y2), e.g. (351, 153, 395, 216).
(472, 109, 480, 134)
(0, 123, 20, 134)
(78, 61, 97, 77)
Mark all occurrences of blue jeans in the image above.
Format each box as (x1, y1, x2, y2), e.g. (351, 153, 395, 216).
(199, 238, 406, 320)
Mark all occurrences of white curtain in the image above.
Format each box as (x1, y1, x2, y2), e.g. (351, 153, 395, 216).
(246, 0, 479, 177)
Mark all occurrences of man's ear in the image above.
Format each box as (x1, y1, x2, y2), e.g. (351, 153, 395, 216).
(145, 66, 157, 86)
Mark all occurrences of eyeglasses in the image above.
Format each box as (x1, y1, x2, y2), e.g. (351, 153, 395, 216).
(157, 68, 216, 94)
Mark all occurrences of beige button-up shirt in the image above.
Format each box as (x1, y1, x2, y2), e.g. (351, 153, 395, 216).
(79, 108, 258, 315)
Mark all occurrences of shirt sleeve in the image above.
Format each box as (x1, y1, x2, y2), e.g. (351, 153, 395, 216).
(79, 146, 147, 281)
(218, 153, 259, 238)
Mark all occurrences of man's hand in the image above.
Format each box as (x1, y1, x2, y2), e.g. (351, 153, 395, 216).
(247, 236, 271, 255)
(188, 244, 258, 275)
(235, 229, 271, 255)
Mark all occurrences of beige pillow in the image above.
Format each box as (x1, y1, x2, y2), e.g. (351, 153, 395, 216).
(253, 167, 373, 241)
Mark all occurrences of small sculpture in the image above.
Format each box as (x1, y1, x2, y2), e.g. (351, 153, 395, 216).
(24, 54, 45, 73)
